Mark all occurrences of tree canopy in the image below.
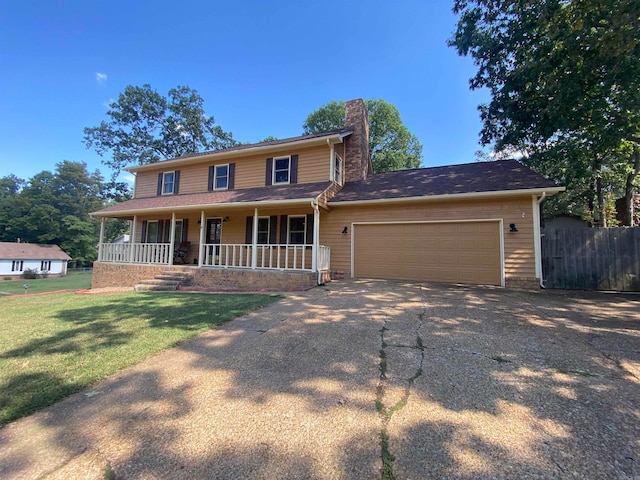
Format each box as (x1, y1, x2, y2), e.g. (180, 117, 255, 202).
(302, 99, 423, 173)
(84, 84, 238, 193)
(450, 0, 640, 224)
(0, 162, 108, 265)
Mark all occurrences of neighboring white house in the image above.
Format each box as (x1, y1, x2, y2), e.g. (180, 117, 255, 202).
(0, 242, 71, 277)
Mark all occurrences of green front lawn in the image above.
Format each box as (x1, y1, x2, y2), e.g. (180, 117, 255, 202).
(0, 291, 281, 426)
(0, 270, 93, 296)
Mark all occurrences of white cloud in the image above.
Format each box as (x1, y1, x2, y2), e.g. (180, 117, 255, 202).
(122, 173, 135, 185)
(102, 98, 114, 108)
(95, 72, 108, 85)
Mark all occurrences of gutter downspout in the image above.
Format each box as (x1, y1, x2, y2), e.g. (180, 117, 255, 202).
(311, 199, 320, 283)
(536, 192, 547, 288)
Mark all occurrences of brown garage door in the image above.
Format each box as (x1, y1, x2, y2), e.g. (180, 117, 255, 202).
(353, 221, 502, 285)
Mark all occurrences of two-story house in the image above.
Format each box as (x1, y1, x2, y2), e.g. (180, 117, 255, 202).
(90, 99, 563, 290)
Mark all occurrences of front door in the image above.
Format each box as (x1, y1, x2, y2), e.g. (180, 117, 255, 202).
(206, 218, 222, 264)
(206, 218, 222, 245)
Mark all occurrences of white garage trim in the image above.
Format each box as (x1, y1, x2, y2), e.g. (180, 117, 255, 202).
(351, 219, 505, 287)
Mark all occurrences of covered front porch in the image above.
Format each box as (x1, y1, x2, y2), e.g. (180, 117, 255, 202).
(95, 203, 331, 287)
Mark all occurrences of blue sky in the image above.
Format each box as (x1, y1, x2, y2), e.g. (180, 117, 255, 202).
(0, 0, 489, 183)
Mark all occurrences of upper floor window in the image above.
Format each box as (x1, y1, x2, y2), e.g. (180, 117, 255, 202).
(273, 156, 291, 184)
(334, 154, 344, 186)
(162, 172, 175, 195)
(288, 215, 306, 245)
(214, 165, 229, 190)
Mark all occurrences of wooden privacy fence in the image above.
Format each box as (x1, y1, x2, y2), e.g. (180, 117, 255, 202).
(542, 227, 640, 291)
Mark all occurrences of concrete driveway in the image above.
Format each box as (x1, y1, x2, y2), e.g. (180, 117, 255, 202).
(0, 280, 638, 479)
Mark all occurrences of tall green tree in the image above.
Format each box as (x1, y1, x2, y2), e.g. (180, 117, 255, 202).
(303, 99, 423, 173)
(450, 0, 640, 224)
(0, 162, 106, 264)
(84, 84, 238, 193)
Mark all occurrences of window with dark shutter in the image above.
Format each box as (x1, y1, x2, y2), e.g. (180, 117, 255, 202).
(245, 217, 253, 244)
(228, 163, 235, 190)
(290, 154, 298, 184)
(265, 158, 273, 186)
(173, 170, 180, 194)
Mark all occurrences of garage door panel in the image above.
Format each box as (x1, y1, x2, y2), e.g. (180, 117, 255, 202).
(354, 222, 501, 286)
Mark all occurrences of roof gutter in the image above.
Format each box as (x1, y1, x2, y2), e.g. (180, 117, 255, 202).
(330, 186, 565, 207)
(536, 192, 547, 288)
(126, 132, 351, 173)
(90, 197, 317, 218)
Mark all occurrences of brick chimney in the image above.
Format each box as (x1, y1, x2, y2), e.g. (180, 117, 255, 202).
(344, 99, 371, 182)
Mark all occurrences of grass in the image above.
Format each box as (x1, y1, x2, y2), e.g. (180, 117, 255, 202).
(0, 270, 93, 296)
(0, 291, 281, 426)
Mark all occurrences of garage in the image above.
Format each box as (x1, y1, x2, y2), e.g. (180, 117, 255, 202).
(353, 221, 503, 286)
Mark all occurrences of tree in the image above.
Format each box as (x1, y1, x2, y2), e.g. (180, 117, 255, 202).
(450, 0, 640, 224)
(84, 84, 238, 193)
(0, 162, 106, 264)
(302, 99, 423, 173)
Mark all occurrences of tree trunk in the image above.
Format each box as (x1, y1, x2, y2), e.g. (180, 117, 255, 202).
(622, 144, 640, 226)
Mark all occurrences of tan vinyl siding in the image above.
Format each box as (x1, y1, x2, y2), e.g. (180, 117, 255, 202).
(134, 171, 160, 198)
(132, 145, 332, 198)
(321, 196, 537, 283)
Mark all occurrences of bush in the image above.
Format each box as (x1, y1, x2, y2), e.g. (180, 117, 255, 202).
(21, 269, 40, 280)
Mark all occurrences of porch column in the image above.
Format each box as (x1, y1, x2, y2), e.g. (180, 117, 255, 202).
(312, 204, 319, 272)
(251, 207, 259, 269)
(129, 216, 137, 263)
(198, 210, 205, 267)
(169, 212, 176, 265)
(98, 217, 105, 261)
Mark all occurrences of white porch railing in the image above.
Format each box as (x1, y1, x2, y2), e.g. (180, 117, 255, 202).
(98, 242, 330, 272)
(202, 244, 317, 270)
(99, 242, 172, 265)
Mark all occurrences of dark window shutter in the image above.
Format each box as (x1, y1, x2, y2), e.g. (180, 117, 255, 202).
(280, 215, 288, 244)
(208, 166, 214, 191)
(141, 221, 148, 242)
(269, 216, 278, 244)
(290, 155, 298, 184)
(306, 214, 314, 245)
(157, 173, 163, 196)
(164, 220, 171, 242)
(245, 216, 253, 244)
(265, 158, 273, 186)
(157, 220, 164, 243)
(173, 170, 180, 194)
(182, 219, 189, 242)
(228, 163, 235, 190)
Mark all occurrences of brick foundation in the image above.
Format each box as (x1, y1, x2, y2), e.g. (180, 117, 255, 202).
(92, 262, 319, 291)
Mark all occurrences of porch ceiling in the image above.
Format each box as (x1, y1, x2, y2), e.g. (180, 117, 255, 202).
(91, 182, 333, 218)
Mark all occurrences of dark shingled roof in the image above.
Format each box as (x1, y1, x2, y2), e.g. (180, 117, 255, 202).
(331, 160, 559, 203)
(93, 182, 332, 216)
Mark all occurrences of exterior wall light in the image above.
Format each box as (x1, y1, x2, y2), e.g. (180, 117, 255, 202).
(509, 223, 518, 232)
(342, 227, 348, 234)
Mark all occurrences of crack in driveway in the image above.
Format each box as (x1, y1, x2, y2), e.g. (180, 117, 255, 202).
(376, 298, 426, 480)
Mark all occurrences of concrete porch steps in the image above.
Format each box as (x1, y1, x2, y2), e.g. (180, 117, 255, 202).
(134, 271, 194, 292)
